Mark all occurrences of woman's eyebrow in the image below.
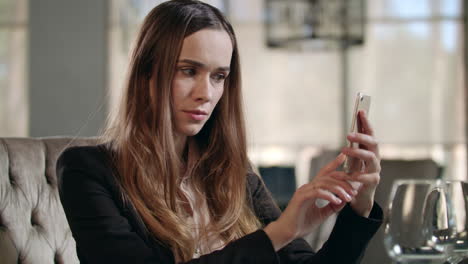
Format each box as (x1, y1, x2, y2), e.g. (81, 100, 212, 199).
(178, 59, 230, 72)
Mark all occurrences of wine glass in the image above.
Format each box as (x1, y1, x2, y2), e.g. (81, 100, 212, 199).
(445, 180, 468, 264)
(384, 179, 456, 263)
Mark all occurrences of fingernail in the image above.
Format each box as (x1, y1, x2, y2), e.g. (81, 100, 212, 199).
(345, 193, 352, 201)
(335, 197, 342, 204)
(338, 153, 346, 160)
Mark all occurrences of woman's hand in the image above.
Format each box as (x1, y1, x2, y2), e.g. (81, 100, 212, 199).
(264, 154, 358, 251)
(264, 111, 381, 251)
(342, 110, 381, 218)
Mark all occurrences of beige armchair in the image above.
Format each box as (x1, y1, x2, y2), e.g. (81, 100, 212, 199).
(0, 137, 96, 264)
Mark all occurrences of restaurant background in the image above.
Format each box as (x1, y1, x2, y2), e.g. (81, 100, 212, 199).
(0, 0, 465, 263)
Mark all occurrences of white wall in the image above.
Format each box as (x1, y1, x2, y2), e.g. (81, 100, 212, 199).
(28, 0, 109, 136)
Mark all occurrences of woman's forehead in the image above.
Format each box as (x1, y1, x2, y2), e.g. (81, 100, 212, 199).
(178, 29, 233, 69)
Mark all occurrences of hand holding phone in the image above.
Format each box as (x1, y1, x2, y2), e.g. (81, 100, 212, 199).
(314, 92, 371, 208)
(343, 92, 371, 174)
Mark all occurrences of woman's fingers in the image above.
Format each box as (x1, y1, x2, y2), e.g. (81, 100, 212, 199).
(328, 171, 357, 184)
(327, 199, 347, 213)
(358, 110, 375, 136)
(318, 153, 346, 176)
(301, 177, 357, 204)
(293, 184, 343, 207)
(342, 146, 381, 173)
(312, 189, 344, 205)
(346, 111, 380, 160)
(328, 171, 363, 191)
(346, 132, 379, 156)
(323, 175, 358, 196)
(348, 172, 380, 187)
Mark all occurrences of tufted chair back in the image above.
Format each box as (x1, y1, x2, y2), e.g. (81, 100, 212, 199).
(0, 137, 97, 264)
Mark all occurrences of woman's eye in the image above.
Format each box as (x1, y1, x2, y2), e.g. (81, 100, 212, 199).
(181, 68, 196, 76)
(212, 73, 227, 82)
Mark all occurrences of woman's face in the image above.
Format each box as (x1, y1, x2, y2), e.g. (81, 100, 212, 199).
(172, 29, 233, 137)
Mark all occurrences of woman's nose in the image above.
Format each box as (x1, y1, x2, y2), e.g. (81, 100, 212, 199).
(193, 75, 212, 102)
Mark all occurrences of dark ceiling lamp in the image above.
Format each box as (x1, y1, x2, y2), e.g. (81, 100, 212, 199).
(265, 0, 366, 50)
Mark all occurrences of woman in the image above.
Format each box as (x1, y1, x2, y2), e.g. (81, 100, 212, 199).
(57, 1, 382, 263)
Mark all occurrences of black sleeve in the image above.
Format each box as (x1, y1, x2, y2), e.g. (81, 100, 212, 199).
(247, 171, 383, 264)
(57, 147, 280, 264)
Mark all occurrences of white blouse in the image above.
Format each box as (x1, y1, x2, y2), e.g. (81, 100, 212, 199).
(179, 177, 226, 259)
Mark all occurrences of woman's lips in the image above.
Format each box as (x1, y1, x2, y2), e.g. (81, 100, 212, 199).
(183, 110, 207, 121)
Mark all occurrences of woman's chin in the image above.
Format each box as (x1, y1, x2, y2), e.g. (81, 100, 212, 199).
(178, 124, 203, 137)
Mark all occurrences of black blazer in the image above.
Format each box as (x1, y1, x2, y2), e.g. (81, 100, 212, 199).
(57, 145, 383, 264)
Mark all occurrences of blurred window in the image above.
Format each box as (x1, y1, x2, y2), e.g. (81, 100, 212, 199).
(350, 0, 465, 180)
(108, 0, 466, 180)
(0, 0, 28, 136)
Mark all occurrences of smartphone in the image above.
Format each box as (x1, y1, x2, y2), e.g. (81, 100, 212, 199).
(343, 92, 371, 174)
(315, 92, 371, 208)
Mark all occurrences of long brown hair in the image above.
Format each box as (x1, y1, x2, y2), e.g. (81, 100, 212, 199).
(102, 0, 260, 261)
